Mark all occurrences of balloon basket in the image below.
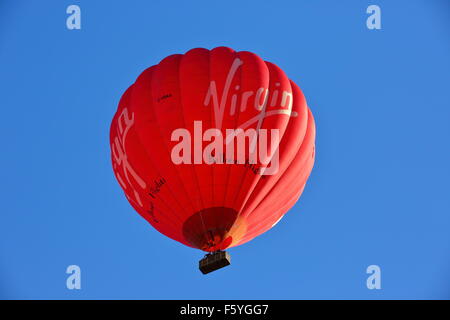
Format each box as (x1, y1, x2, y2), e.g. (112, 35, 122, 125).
(199, 251, 231, 274)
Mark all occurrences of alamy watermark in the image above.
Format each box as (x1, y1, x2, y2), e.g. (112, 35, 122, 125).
(66, 265, 81, 290)
(366, 5, 381, 30)
(66, 5, 81, 30)
(366, 265, 381, 289)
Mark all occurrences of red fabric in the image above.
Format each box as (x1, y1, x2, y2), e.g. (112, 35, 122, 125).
(110, 47, 316, 251)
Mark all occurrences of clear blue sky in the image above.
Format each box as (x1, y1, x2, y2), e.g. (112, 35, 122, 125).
(1, 0, 449, 299)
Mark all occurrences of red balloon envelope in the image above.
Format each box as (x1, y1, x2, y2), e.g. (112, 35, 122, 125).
(110, 46, 315, 254)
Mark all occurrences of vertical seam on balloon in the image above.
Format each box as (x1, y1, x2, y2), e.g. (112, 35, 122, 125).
(177, 52, 210, 247)
(222, 49, 242, 207)
(208, 49, 214, 211)
(220, 50, 244, 245)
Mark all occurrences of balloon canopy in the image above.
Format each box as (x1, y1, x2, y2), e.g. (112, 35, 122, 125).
(110, 46, 315, 253)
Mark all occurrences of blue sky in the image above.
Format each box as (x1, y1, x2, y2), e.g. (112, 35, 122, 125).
(0, 0, 449, 299)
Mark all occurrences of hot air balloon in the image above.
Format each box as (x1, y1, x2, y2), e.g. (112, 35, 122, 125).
(110, 46, 315, 274)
